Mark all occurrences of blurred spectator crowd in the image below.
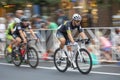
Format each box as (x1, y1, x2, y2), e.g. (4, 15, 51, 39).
(0, 9, 120, 63)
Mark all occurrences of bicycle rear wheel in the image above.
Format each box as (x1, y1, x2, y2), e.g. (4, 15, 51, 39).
(4, 45, 12, 63)
(76, 48, 92, 74)
(12, 49, 22, 67)
(53, 48, 69, 72)
(27, 47, 39, 68)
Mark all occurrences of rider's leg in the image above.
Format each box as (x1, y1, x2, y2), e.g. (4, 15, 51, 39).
(57, 37, 66, 57)
(11, 37, 21, 57)
(10, 38, 16, 48)
(7, 35, 16, 52)
(58, 37, 66, 49)
(14, 37, 21, 47)
(23, 31, 27, 38)
(56, 32, 66, 49)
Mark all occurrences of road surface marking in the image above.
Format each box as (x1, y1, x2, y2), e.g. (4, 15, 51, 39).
(0, 62, 120, 76)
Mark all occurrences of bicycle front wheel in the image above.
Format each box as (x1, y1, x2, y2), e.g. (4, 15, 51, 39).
(76, 48, 92, 74)
(27, 47, 39, 68)
(12, 49, 22, 67)
(54, 48, 69, 72)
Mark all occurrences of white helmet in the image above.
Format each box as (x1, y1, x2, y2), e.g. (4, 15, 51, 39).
(14, 18, 21, 23)
(72, 13, 82, 21)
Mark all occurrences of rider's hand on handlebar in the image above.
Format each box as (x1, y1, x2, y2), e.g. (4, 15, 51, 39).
(85, 38, 90, 44)
(35, 38, 39, 42)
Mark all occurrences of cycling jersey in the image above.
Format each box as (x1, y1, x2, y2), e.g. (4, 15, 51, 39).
(57, 20, 83, 35)
(57, 20, 83, 44)
(6, 22, 16, 40)
(12, 22, 31, 38)
(6, 22, 15, 35)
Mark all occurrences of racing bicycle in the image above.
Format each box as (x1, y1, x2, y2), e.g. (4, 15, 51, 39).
(53, 39, 92, 74)
(12, 38, 39, 68)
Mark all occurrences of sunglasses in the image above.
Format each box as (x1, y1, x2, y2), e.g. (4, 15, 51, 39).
(75, 20, 80, 23)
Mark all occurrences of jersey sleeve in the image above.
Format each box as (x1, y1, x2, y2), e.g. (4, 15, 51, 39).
(65, 21, 71, 34)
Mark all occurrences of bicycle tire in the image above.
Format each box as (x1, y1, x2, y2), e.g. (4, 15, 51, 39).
(27, 47, 39, 68)
(76, 48, 92, 74)
(12, 49, 22, 67)
(53, 48, 69, 72)
(4, 45, 12, 63)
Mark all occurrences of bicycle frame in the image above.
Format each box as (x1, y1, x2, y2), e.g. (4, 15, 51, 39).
(54, 39, 92, 74)
(20, 39, 35, 58)
(12, 38, 39, 68)
(65, 41, 87, 65)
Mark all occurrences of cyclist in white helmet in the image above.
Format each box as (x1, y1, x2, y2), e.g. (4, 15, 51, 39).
(56, 13, 90, 68)
(56, 13, 89, 50)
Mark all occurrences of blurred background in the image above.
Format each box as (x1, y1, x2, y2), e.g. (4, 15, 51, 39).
(0, 0, 120, 27)
(0, 0, 120, 61)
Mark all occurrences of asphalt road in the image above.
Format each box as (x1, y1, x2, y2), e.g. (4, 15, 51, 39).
(0, 58, 120, 80)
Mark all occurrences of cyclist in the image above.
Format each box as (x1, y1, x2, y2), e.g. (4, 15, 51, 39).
(56, 13, 89, 49)
(12, 16, 38, 50)
(5, 18, 21, 53)
(56, 13, 89, 67)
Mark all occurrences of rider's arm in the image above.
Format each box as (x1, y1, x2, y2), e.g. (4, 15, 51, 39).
(65, 22, 75, 44)
(29, 29, 37, 39)
(19, 30, 26, 41)
(78, 26, 87, 39)
(28, 25, 37, 39)
(17, 25, 26, 41)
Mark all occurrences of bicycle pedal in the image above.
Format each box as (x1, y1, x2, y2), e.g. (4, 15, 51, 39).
(67, 60, 71, 67)
(60, 57, 66, 61)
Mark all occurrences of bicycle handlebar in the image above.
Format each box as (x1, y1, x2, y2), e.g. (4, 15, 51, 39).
(75, 38, 90, 44)
(66, 39, 90, 46)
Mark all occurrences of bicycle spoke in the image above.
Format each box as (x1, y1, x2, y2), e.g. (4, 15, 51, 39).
(76, 49, 92, 74)
(12, 50, 22, 67)
(54, 48, 68, 72)
(4, 45, 12, 63)
(27, 47, 39, 68)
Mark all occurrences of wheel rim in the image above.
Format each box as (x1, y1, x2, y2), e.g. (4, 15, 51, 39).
(54, 49, 68, 72)
(76, 49, 92, 74)
(28, 48, 39, 68)
(4, 45, 12, 63)
(4, 50, 12, 63)
(12, 53, 22, 66)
